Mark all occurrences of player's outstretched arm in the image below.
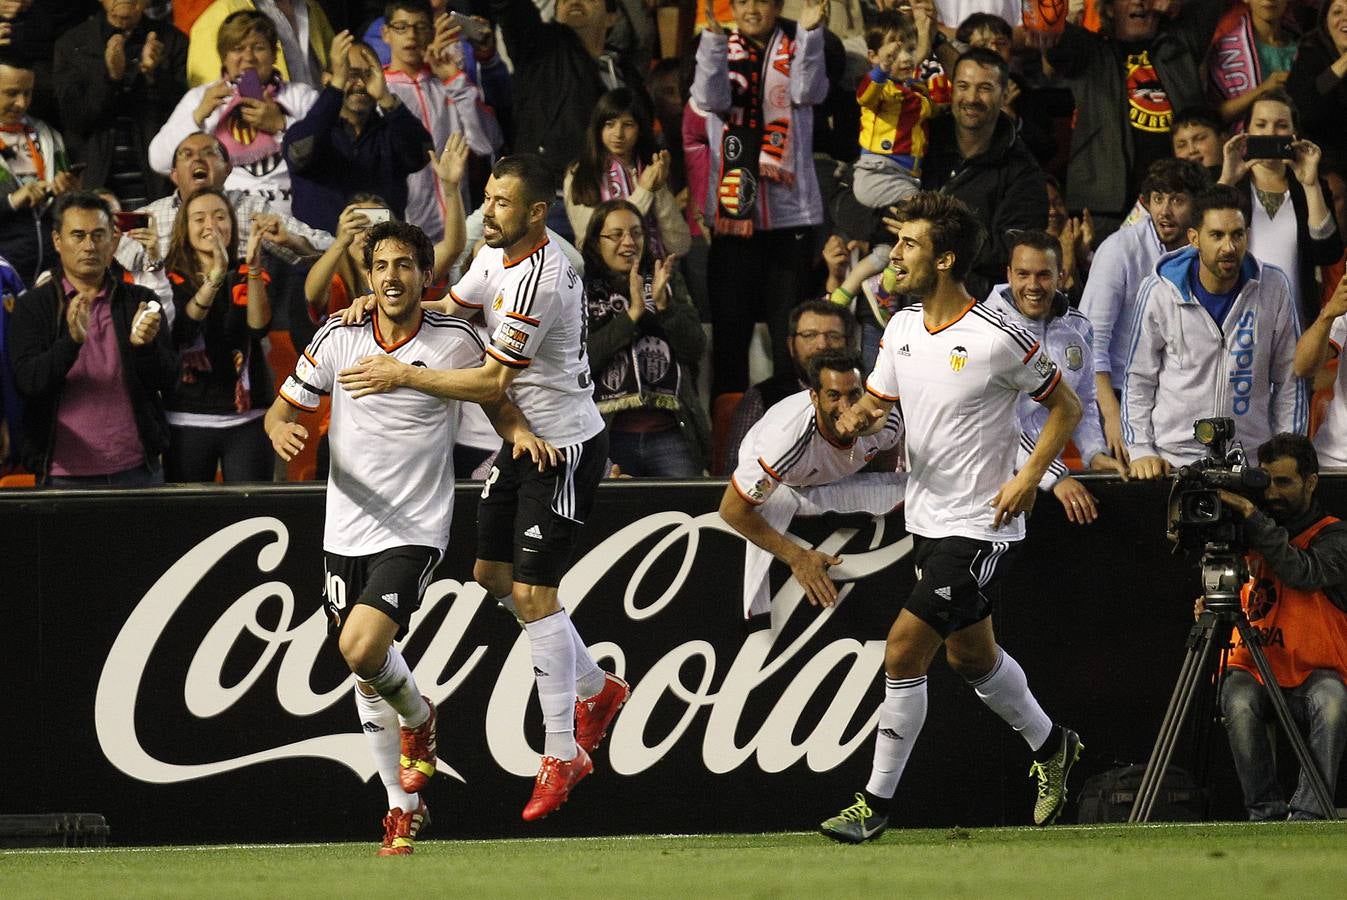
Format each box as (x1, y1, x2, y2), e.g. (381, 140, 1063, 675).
(835, 393, 893, 439)
(719, 483, 843, 608)
(263, 396, 309, 462)
(480, 397, 560, 471)
(339, 352, 519, 403)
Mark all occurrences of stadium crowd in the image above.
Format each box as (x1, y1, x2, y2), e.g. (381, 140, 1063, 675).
(2, 0, 1347, 492)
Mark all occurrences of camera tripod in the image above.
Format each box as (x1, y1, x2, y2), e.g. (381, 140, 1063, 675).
(1129, 545, 1339, 822)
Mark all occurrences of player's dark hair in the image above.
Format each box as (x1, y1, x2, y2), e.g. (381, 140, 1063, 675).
(1191, 184, 1250, 231)
(789, 299, 858, 347)
(52, 191, 113, 232)
(806, 349, 864, 391)
(953, 47, 1008, 88)
(955, 12, 1013, 43)
(1244, 86, 1300, 133)
(890, 192, 987, 284)
(1172, 106, 1223, 138)
(362, 220, 435, 273)
(1138, 158, 1211, 199)
(1007, 228, 1062, 269)
(865, 10, 915, 52)
(492, 154, 556, 208)
(1258, 433, 1319, 479)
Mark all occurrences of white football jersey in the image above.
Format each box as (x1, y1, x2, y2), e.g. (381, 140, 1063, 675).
(450, 236, 604, 447)
(867, 301, 1061, 542)
(732, 390, 903, 505)
(281, 310, 485, 556)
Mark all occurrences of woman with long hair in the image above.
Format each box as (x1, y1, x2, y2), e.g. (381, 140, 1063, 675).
(565, 88, 690, 258)
(163, 186, 273, 481)
(582, 199, 707, 476)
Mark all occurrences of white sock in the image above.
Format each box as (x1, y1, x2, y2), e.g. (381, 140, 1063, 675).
(968, 648, 1053, 751)
(566, 611, 607, 700)
(524, 611, 577, 760)
(865, 675, 927, 799)
(354, 685, 419, 812)
(364, 646, 429, 729)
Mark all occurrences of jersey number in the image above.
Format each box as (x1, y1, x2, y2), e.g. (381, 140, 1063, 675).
(325, 571, 347, 611)
(480, 465, 501, 499)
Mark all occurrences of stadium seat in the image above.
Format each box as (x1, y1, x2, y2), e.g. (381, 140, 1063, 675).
(710, 392, 743, 477)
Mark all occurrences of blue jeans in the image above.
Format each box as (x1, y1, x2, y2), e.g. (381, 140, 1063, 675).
(607, 427, 702, 477)
(45, 461, 164, 488)
(1220, 667, 1347, 820)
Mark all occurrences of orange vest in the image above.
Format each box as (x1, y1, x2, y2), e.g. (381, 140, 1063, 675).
(1230, 515, 1347, 688)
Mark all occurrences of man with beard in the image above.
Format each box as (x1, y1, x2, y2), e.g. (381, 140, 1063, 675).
(914, 48, 1047, 300)
(264, 219, 556, 854)
(1209, 432, 1347, 820)
(1081, 157, 1210, 463)
(1124, 184, 1306, 478)
(337, 153, 628, 823)
(718, 299, 857, 475)
(819, 192, 1084, 843)
(1039, 0, 1224, 242)
(282, 30, 434, 234)
(719, 348, 904, 609)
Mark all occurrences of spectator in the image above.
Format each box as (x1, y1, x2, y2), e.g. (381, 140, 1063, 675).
(91, 185, 175, 319)
(187, 0, 334, 89)
(283, 30, 434, 234)
(493, 0, 648, 192)
(1211, 433, 1347, 821)
(719, 298, 855, 475)
(826, 239, 898, 370)
(0, 52, 80, 286)
(382, 0, 502, 241)
(53, 0, 189, 211)
(955, 11, 1057, 167)
(1081, 157, 1209, 462)
(692, 0, 830, 397)
(984, 229, 1127, 524)
(564, 87, 690, 259)
(1123, 184, 1306, 477)
(1287, 0, 1347, 173)
(1042, 0, 1225, 241)
(0, 249, 24, 468)
(1217, 90, 1342, 330)
(1208, 0, 1299, 125)
(932, 0, 1017, 30)
(852, 10, 940, 210)
(1296, 273, 1347, 465)
(7, 191, 176, 485)
(912, 48, 1047, 299)
(1171, 106, 1225, 178)
(1044, 175, 1093, 301)
(163, 185, 274, 481)
(150, 9, 319, 215)
(117, 131, 331, 282)
(582, 198, 708, 476)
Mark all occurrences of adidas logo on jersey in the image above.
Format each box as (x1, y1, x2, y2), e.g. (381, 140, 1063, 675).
(524, 524, 543, 540)
(896, 343, 911, 356)
(382, 592, 399, 608)
(934, 586, 952, 600)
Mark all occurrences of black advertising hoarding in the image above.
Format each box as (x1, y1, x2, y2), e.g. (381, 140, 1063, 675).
(0, 478, 1281, 844)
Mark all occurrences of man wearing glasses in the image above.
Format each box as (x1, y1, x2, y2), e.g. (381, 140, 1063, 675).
(718, 299, 857, 474)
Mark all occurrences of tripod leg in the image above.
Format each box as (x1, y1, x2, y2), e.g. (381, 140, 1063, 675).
(1130, 622, 1218, 822)
(1232, 617, 1339, 820)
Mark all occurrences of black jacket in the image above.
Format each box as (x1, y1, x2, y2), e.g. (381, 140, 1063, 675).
(1287, 13, 1347, 173)
(7, 269, 177, 476)
(921, 112, 1048, 299)
(52, 14, 188, 199)
(491, 0, 648, 179)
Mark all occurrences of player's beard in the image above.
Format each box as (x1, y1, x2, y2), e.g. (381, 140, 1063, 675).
(483, 217, 528, 250)
(903, 262, 938, 298)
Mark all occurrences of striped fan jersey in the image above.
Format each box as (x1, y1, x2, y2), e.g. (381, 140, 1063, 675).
(280, 310, 485, 556)
(449, 236, 604, 447)
(866, 300, 1061, 542)
(731, 390, 903, 505)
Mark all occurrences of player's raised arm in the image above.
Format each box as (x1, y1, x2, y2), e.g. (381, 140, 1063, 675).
(718, 481, 843, 608)
(338, 351, 520, 404)
(836, 392, 894, 439)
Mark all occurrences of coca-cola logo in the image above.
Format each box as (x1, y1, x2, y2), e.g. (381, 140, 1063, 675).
(95, 513, 912, 785)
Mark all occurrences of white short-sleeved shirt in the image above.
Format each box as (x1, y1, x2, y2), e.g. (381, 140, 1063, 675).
(867, 301, 1061, 542)
(1314, 317, 1347, 466)
(281, 310, 485, 556)
(450, 236, 605, 447)
(731, 390, 904, 505)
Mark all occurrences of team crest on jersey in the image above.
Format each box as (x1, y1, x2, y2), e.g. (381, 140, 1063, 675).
(1, 293, 11, 314)
(491, 293, 504, 311)
(1065, 343, 1083, 371)
(949, 345, 968, 372)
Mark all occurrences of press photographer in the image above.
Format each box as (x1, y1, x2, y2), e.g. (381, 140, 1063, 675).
(1214, 432, 1347, 820)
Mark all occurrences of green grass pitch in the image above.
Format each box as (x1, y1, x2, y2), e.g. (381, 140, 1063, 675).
(4, 823, 1345, 898)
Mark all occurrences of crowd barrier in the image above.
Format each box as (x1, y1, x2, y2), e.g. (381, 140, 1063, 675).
(5, 477, 1342, 844)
